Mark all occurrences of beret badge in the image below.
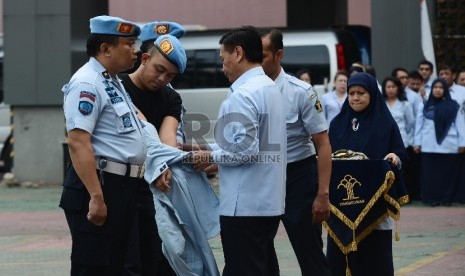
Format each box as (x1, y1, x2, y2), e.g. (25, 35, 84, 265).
(155, 24, 169, 35)
(159, 39, 174, 55)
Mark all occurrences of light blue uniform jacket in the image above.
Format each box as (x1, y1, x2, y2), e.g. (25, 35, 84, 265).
(321, 90, 345, 125)
(143, 123, 220, 276)
(211, 67, 287, 217)
(386, 99, 415, 148)
(413, 102, 465, 153)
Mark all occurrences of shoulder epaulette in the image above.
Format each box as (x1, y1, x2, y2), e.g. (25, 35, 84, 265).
(287, 75, 311, 90)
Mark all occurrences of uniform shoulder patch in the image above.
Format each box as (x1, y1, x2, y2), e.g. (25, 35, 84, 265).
(314, 100, 323, 113)
(78, 101, 93, 116)
(122, 115, 133, 128)
(80, 91, 96, 102)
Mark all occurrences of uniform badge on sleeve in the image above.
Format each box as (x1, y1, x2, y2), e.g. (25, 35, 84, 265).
(315, 100, 323, 113)
(122, 115, 133, 128)
(78, 101, 93, 116)
(80, 91, 96, 102)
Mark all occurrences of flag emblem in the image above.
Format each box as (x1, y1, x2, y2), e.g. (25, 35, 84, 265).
(117, 23, 135, 34)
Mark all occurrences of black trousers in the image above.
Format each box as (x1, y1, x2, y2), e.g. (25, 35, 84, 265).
(60, 166, 171, 276)
(402, 146, 421, 200)
(124, 180, 176, 276)
(220, 215, 281, 276)
(283, 155, 331, 276)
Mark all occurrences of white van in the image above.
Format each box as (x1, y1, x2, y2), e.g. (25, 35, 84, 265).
(173, 29, 363, 143)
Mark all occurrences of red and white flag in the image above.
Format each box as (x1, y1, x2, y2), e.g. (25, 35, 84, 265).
(420, 0, 437, 78)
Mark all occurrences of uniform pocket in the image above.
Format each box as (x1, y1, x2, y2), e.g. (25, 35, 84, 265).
(59, 188, 84, 211)
(111, 102, 136, 134)
(286, 111, 299, 124)
(69, 211, 111, 265)
(60, 167, 85, 211)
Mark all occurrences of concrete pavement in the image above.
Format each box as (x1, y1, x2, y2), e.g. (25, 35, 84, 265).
(0, 186, 464, 275)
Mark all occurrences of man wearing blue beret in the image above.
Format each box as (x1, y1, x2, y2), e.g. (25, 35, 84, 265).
(120, 34, 186, 149)
(119, 33, 187, 276)
(60, 15, 170, 275)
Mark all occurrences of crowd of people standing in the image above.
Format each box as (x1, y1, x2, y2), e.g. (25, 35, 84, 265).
(59, 14, 465, 276)
(321, 60, 465, 207)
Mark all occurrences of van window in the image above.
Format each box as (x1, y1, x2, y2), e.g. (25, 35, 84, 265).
(172, 49, 229, 89)
(281, 45, 330, 85)
(173, 45, 330, 88)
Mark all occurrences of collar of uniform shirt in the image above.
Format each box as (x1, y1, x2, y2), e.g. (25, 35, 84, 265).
(230, 66, 265, 92)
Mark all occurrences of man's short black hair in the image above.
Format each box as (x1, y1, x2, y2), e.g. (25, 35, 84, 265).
(257, 28, 283, 53)
(391, 67, 408, 78)
(417, 59, 434, 70)
(438, 64, 456, 73)
(140, 40, 156, 54)
(408, 70, 423, 80)
(86, 34, 119, 57)
(219, 26, 263, 63)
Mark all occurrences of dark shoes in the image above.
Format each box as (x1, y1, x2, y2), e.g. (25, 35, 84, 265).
(429, 202, 440, 207)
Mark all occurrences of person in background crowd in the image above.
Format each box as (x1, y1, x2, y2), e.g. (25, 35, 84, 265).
(321, 70, 348, 124)
(363, 64, 382, 92)
(327, 72, 407, 276)
(382, 77, 415, 148)
(391, 67, 409, 88)
(413, 78, 465, 207)
(403, 70, 425, 200)
(407, 70, 424, 95)
(381, 76, 415, 152)
(457, 69, 465, 87)
(259, 28, 332, 276)
(438, 65, 465, 112)
(348, 62, 365, 76)
(417, 59, 435, 99)
(60, 15, 169, 275)
(296, 68, 312, 84)
(438, 65, 465, 204)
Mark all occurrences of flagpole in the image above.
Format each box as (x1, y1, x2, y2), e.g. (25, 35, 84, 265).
(420, 0, 437, 78)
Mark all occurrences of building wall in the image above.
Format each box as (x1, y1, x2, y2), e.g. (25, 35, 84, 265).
(348, 0, 371, 26)
(109, 0, 287, 29)
(12, 107, 65, 184)
(371, 0, 424, 79)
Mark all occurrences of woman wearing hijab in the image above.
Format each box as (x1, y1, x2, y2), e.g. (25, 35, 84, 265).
(413, 78, 465, 207)
(326, 73, 407, 275)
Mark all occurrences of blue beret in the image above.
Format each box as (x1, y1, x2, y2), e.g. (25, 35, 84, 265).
(90, 15, 140, 36)
(139, 21, 186, 42)
(154, 35, 187, 74)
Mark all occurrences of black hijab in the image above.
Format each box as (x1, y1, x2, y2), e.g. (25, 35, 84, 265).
(329, 73, 406, 160)
(423, 78, 460, 145)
